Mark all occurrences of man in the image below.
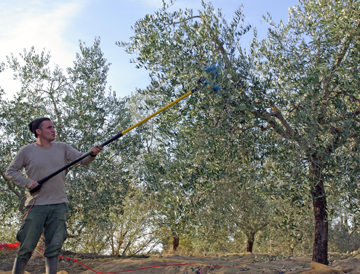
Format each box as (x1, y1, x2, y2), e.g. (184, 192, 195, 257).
(5, 117, 103, 274)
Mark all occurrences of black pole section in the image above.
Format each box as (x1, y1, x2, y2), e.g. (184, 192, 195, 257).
(29, 132, 123, 194)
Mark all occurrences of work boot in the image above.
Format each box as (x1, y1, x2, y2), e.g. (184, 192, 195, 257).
(45, 256, 59, 274)
(12, 257, 29, 274)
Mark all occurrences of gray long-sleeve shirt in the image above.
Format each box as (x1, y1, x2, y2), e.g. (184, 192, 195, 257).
(5, 142, 95, 206)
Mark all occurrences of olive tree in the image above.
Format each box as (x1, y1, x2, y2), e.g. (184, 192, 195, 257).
(120, 0, 360, 264)
(0, 38, 147, 252)
(254, 0, 360, 263)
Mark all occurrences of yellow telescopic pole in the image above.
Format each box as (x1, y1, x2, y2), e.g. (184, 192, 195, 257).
(122, 90, 192, 135)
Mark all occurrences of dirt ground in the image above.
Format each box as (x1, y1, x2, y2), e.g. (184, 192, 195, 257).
(1, 251, 360, 274)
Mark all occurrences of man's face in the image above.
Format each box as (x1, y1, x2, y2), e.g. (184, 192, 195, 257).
(36, 120, 56, 141)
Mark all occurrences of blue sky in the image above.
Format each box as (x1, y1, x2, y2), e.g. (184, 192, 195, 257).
(0, 0, 299, 99)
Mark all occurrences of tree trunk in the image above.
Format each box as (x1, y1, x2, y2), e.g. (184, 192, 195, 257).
(172, 235, 179, 252)
(312, 180, 328, 265)
(246, 232, 255, 253)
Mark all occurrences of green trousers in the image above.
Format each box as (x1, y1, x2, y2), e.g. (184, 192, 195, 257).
(16, 203, 68, 260)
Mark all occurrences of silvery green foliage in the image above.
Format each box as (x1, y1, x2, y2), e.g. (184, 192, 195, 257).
(121, 0, 360, 259)
(255, 0, 360, 220)
(0, 38, 150, 253)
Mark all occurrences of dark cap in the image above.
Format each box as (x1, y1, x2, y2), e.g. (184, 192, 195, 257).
(28, 117, 51, 137)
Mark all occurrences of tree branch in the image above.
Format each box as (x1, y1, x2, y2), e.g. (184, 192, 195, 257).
(168, 16, 201, 26)
(323, 20, 360, 101)
(0, 170, 22, 198)
(268, 104, 294, 136)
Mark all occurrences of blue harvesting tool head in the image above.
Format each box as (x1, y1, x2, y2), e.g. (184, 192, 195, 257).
(205, 63, 222, 91)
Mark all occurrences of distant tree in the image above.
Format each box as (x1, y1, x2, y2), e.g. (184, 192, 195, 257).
(0, 38, 145, 252)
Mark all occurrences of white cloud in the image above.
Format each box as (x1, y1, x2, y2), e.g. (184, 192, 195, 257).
(0, 0, 84, 98)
